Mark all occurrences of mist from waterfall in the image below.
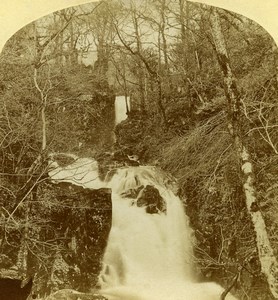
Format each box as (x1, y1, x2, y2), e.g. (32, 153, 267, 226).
(99, 167, 237, 300)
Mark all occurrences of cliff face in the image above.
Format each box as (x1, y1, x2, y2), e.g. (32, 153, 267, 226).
(0, 181, 112, 298)
(86, 90, 116, 151)
(36, 182, 112, 296)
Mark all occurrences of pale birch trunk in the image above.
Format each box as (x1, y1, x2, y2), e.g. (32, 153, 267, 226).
(210, 7, 278, 299)
(33, 68, 47, 152)
(28, 23, 48, 177)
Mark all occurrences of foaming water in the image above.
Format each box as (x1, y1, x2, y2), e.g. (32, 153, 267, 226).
(99, 166, 237, 300)
(48, 157, 104, 189)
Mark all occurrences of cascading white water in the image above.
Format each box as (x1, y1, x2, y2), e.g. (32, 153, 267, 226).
(115, 95, 130, 124)
(47, 155, 237, 299)
(99, 166, 237, 300)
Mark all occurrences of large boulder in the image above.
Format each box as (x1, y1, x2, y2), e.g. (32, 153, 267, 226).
(136, 185, 166, 214)
(114, 110, 148, 161)
(121, 185, 144, 199)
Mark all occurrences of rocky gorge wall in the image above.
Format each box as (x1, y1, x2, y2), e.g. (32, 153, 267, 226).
(0, 180, 112, 298)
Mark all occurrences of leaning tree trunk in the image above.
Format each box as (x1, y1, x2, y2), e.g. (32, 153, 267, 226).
(210, 7, 278, 299)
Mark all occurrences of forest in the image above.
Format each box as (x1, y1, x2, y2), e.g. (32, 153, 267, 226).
(0, 0, 278, 299)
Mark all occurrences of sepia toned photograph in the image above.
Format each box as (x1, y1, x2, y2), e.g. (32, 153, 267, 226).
(0, 1, 278, 299)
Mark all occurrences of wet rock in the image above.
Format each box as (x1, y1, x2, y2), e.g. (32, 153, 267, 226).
(86, 90, 115, 150)
(121, 185, 144, 199)
(0, 277, 33, 300)
(136, 185, 166, 214)
(96, 150, 140, 181)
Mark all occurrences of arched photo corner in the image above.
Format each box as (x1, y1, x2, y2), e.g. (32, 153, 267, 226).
(0, 1, 278, 300)
(1, 0, 278, 52)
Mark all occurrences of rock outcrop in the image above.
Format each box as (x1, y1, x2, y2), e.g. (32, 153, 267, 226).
(35, 182, 112, 296)
(0, 181, 112, 298)
(0, 277, 33, 300)
(118, 182, 167, 214)
(136, 185, 166, 214)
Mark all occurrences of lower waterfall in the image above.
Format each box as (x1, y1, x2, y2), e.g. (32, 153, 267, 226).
(99, 166, 237, 300)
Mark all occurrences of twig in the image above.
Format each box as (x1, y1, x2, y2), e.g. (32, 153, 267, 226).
(220, 269, 240, 300)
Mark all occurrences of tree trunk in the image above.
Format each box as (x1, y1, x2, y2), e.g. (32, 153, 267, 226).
(133, 10, 146, 112)
(179, 0, 188, 72)
(17, 200, 30, 278)
(34, 67, 47, 152)
(160, 0, 171, 89)
(122, 64, 130, 115)
(179, 0, 191, 98)
(69, 17, 78, 66)
(210, 7, 278, 299)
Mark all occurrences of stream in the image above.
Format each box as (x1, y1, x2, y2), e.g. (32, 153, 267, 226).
(98, 166, 237, 300)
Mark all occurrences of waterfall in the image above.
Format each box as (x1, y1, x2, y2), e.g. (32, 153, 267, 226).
(115, 95, 130, 125)
(47, 156, 237, 299)
(99, 166, 237, 300)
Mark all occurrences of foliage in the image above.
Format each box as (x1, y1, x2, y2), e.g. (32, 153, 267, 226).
(0, 0, 278, 298)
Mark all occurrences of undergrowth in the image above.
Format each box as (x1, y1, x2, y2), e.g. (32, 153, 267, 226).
(153, 113, 274, 299)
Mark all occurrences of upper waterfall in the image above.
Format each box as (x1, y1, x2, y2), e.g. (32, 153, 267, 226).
(115, 96, 130, 125)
